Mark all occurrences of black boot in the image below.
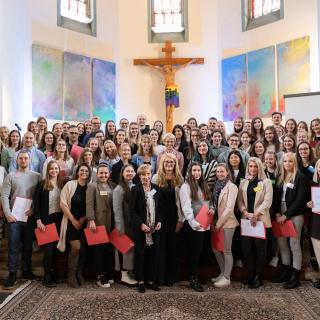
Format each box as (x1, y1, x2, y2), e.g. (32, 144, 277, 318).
(248, 274, 263, 289)
(283, 268, 300, 289)
(43, 273, 57, 288)
(189, 275, 204, 292)
(313, 280, 320, 289)
(242, 273, 255, 285)
(273, 265, 291, 283)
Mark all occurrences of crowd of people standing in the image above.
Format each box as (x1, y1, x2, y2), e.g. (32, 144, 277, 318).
(0, 112, 320, 293)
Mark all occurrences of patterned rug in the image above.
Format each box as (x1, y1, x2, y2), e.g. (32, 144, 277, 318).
(1, 281, 320, 320)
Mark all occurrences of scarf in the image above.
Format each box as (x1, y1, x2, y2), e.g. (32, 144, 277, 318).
(212, 179, 228, 211)
(144, 189, 156, 246)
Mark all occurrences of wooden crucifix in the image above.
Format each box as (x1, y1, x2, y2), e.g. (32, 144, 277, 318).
(134, 41, 204, 132)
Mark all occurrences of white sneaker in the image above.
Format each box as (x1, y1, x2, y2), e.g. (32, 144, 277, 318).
(214, 276, 231, 288)
(211, 273, 223, 283)
(97, 276, 111, 288)
(269, 256, 279, 268)
(121, 271, 138, 286)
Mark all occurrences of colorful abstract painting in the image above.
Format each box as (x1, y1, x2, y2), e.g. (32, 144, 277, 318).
(63, 52, 91, 121)
(221, 54, 247, 121)
(248, 46, 276, 118)
(92, 59, 116, 122)
(277, 36, 310, 112)
(32, 44, 63, 119)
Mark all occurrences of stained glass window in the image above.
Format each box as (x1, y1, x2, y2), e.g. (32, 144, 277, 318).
(152, 0, 184, 33)
(57, 0, 96, 36)
(251, 0, 281, 19)
(60, 0, 92, 24)
(242, 0, 283, 31)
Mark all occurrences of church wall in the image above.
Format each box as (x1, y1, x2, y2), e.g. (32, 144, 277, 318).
(217, 0, 319, 129)
(117, 0, 221, 127)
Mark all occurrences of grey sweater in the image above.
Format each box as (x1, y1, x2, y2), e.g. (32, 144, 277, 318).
(1, 171, 41, 218)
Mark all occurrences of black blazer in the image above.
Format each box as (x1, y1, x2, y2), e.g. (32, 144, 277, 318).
(111, 159, 139, 185)
(275, 171, 308, 218)
(33, 181, 62, 224)
(129, 183, 161, 230)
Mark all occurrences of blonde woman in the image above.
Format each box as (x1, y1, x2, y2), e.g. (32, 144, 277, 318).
(273, 152, 308, 289)
(237, 157, 272, 288)
(132, 134, 157, 175)
(99, 140, 120, 172)
(157, 133, 184, 173)
(152, 153, 183, 285)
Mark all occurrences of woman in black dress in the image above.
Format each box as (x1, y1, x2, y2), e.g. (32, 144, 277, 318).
(34, 160, 63, 287)
(152, 153, 183, 285)
(59, 163, 91, 287)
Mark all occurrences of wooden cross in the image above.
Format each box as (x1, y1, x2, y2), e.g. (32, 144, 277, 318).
(134, 41, 204, 132)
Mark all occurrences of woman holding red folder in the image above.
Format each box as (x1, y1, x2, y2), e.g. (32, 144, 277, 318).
(34, 160, 63, 287)
(130, 164, 161, 293)
(57, 163, 91, 287)
(211, 163, 239, 288)
(237, 157, 273, 288)
(179, 162, 213, 292)
(113, 164, 138, 286)
(307, 159, 320, 289)
(273, 152, 308, 289)
(86, 163, 116, 288)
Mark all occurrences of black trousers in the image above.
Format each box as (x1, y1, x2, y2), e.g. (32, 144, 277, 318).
(93, 243, 115, 278)
(241, 235, 267, 275)
(184, 221, 205, 278)
(42, 213, 62, 276)
(134, 232, 160, 283)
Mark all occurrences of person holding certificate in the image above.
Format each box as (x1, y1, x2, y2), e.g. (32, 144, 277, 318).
(273, 152, 308, 289)
(86, 163, 115, 288)
(130, 164, 161, 293)
(113, 165, 138, 286)
(34, 160, 63, 287)
(57, 163, 91, 287)
(179, 162, 213, 292)
(211, 163, 239, 288)
(1, 150, 41, 289)
(237, 157, 273, 289)
(307, 159, 320, 289)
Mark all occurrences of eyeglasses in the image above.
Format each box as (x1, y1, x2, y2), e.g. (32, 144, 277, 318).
(230, 139, 239, 143)
(298, 147, 309, 151)
(92, 122, 101, 125)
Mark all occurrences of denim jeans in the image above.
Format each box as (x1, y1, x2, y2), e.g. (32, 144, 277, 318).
(7, 220, 34, 273)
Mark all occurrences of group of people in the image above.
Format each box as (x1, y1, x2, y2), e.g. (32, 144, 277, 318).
(0, 112, 320, 294)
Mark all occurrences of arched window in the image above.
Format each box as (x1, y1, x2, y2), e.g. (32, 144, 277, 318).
(57, 0, 96, 36)
(149, 0, 188, 43)
(242, 0, 283, 31)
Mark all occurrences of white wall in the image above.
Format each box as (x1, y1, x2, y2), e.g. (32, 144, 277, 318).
(0, 0, 32, 131)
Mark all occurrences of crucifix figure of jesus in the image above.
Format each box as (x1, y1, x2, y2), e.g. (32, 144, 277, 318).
(134, 41, 204, 132)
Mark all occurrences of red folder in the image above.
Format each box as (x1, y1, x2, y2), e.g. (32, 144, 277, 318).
(84, 226, 109, 245)
(70, 144, 83, 164)
(34, 223, 59, 245)
(195, 205, 213, 229)
(109, 229, 135, 254)
(272, 220, 297, 238)
(211, 229, 224, 252)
